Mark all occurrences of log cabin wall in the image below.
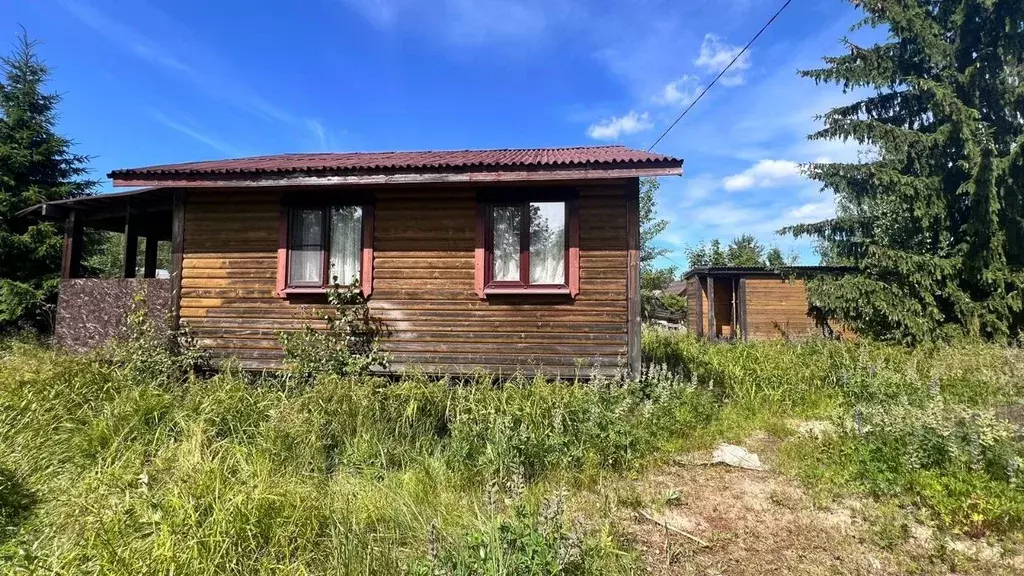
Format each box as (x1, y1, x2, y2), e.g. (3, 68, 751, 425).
(179, 183, 633, 375)
(685, 276, 701, 336)
(742, 277, 817, 339)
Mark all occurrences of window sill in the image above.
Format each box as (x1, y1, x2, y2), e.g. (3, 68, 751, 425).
(483, 286, 572, 297)
(278, 287, 370, 298)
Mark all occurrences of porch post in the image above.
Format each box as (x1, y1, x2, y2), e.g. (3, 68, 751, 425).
(122, 209, 139, 279)
(707, 277, 716, 340)
(60, 210, 84, 279)
(170, 190, 186, 331)
(143, 233, 159, 278)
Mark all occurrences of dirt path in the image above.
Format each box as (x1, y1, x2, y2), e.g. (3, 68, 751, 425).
(619, 439, 1023, 575)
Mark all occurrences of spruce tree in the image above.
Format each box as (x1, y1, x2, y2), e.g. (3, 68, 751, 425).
(785, 0, 1024, 343)
(0, 30, 96, 331)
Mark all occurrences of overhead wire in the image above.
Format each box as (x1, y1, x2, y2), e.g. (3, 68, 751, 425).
(646, 0, 795, 151)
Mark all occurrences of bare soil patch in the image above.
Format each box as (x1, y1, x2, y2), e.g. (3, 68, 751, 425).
(619, 437, 1023, 575)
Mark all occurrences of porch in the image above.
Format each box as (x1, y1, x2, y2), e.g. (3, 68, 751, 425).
(23, 188, 183, 351)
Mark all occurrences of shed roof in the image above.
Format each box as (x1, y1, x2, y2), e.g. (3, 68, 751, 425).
(108, 145, 683, 186)
(682, 266, 854, 279)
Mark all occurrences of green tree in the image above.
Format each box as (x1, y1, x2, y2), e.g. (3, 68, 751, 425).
(725, 234, 766, 266)
(639, 177, 676, 290)
(783, 0, 1024, 343)
(0, 30, 96, 331)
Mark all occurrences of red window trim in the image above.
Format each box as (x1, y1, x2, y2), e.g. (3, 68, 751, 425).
(276, 203, 374, 298)
(474, 194, 579, 299)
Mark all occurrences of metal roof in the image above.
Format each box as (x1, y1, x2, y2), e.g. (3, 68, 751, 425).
(682, 266, 855, 279)
(108, 145, 682, 179)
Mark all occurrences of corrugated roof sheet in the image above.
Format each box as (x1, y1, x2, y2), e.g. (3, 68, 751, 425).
(108, 145, 681, 177)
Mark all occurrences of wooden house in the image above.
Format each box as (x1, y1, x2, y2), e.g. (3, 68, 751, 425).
(21, 146, 683, 376)
(684, 266, 850, 341)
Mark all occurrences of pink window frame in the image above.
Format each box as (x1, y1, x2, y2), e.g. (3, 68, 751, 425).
(276, 203, 374, 298)
(474, 193, 579, 298)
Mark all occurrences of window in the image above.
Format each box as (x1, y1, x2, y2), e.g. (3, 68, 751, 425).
(478, 195, 579, 296)
(277, 203, 373, 296)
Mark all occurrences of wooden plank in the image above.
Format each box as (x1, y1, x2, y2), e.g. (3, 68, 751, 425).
(170, 190, 186, 331)
(625, 179, 640, 377)
(739, 278, 748, 342)
(695, 276, 704, 338)
(707, 277, 717, 340)
(61, 210, 84, 279)
(123, 210, 139, 279)
(143, 234, 159, 278)
(183, 258, 278, 269)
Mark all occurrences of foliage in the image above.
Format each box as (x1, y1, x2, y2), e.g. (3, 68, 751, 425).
(783, 0, 1024, 344)
(638, 177, 670, 272)
(686, 235, 798, 269)
(0, 342, 718, 574)
(646, 329, 1024, 536)
(413, 488, 593, 575)
(98, 292, 209, 385)
(83, 234, 173, 279)
(0, 330, 1021, 572)
(0, 30, 96, 333)
(279, 282, 390, 381)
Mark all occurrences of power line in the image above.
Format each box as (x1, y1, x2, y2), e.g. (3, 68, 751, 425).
(646, 0, 795, 152)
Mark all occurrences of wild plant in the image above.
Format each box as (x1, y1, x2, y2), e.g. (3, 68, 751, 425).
(279, 281, 390, 381)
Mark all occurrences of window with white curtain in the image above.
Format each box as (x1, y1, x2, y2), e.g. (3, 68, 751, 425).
(487, 201, 567, 287)
(287, 205, 363, 288)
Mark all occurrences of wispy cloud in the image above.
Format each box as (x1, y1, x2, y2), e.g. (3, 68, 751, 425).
(722, 159, 803, 191)
(150, 112, 244, 157)
(339, 0, 579, 47)
(694, 33, 751, 86)
(655, 75, 702, 107)
(586, 111, 654, 140)
(60, 0, 338, 151)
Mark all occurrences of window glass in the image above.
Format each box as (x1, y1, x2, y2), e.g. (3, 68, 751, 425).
(289, 208, 323, 285)
(328, 206, 362, 286)
(528, 202, 566, 284)
(490, 205, 522, 281)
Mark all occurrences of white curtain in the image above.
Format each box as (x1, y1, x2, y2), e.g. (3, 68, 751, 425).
(529, 202, 565, 284)
(329, 206, 362, 286)
(289, 209, 323, 284)
(491, 205, 521, 281)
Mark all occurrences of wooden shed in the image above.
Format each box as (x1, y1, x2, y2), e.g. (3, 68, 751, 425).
(22, 146, 683, 376)
(684, 266, 850, 341)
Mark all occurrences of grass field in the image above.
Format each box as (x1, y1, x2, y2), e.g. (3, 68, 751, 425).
(0, 331, 1022, 574)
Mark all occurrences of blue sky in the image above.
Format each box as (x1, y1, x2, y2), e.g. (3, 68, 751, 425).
(2, 0, 875, 269)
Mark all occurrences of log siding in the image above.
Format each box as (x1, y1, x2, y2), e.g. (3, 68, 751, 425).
(179, 184, 633, 375)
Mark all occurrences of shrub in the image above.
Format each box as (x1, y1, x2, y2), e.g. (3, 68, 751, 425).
(801, 397, 1024, 536)
(279, 282, 390, 381)
(98, 292, 209, 385)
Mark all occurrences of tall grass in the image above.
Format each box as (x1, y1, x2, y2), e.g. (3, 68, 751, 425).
(0, 343, 713, 574)
(1, 331, 1021, 573)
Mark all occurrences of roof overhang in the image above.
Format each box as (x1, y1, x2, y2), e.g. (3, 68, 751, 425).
(109, 165, 683, 188)
(682, 266, 856, 280)
(17, 187, 175, 234)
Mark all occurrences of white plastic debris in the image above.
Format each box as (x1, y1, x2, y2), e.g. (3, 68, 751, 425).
(711, 443, 763, 470)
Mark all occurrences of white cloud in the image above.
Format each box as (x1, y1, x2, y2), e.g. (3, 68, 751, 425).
(694, 33, 751, 86)
(586, 111, 654, 140)
(784, 201, 835, 222)
(151, 112, 243, 157)
(656, 74, 702, 107)
(340, 0, 579, 46)
(722, 159, 803, 191)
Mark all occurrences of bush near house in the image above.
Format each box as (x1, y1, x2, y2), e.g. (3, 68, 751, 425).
(0, 330, 1021, 573)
